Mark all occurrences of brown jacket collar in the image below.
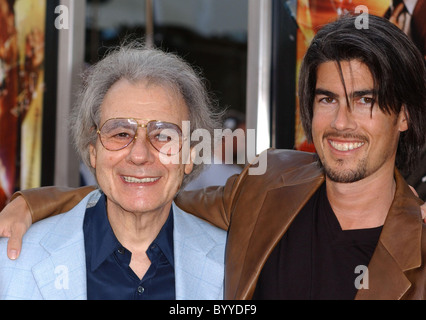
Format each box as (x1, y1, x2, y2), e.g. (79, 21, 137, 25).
(354, 170, 424, 299)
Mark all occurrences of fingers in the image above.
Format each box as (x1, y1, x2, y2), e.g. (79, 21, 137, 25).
(0, 195, 33, 260)
(7, 224, 26, 260)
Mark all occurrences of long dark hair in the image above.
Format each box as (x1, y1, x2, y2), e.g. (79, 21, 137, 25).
(298, 14, 426, 174)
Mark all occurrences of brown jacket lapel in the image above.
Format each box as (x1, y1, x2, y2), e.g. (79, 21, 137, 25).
(355, 170, 424, 300)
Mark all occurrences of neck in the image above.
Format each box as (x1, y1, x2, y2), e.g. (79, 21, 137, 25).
(326, 166, 396, 230)
(106, 201, 172, 279)
(107, 202, 171, 252)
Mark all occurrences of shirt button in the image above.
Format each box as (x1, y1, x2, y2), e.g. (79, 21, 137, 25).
(137, 286, 144, 294)
(117, 247, 125, 254)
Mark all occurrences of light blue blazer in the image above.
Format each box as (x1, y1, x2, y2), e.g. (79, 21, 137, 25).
(0, 190, 226, 300)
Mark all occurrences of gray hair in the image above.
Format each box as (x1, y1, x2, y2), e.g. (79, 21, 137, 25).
(71, 42, 222, 188)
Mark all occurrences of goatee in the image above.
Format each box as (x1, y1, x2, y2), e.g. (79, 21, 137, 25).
(320, 158, 368, 183)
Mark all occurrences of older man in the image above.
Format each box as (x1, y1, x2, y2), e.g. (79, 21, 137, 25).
(0, 44, 226, 300)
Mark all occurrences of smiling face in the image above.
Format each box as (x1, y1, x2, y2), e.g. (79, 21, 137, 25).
(89, 78, 193, 217)
(312, 60, 408, 183)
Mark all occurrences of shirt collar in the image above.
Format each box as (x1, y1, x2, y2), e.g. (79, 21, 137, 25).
(403, 0, 417, 14)
(84, 193, 174, 271)
(152, 207, 174, 267)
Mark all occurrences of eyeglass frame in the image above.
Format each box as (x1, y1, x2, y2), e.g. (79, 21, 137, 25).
(96, 117, 184, 154)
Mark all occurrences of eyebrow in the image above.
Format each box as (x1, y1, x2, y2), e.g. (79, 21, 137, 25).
(352, 89, 375, 98)
(315, 89, 336, 98)
(315, 88, 375, 98)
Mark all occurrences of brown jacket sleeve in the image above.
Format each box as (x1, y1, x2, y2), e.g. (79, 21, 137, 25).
(175, 186, 231, 231)
(12, 186, 95, 223)
(175, 165, 250, 231)
(15, 158, 251, 228)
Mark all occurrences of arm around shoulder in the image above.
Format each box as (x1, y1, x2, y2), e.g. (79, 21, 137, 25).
(15, 185, 96, 223)
(0, 186, 94, 261)
(176, 172, 245, 231)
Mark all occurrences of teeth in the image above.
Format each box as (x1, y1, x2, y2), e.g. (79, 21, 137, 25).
(123, 176, 160, 183)
(329, 140, 364, 151)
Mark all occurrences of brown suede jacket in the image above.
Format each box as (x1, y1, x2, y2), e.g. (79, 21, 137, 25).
(18, 149, 426, 299)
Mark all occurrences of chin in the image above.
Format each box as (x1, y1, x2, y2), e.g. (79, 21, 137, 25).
(325, 169, 366, 183)
(322, 158, 368, 183)
(124, 204, 156, 214)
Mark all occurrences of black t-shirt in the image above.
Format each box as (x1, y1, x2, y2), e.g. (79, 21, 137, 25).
(252, 183, 382, 300)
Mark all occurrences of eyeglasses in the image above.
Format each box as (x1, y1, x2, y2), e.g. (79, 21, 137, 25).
(97, 118, 183, 155)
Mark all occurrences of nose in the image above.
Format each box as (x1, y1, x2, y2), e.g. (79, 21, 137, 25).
(126, 128, 156, 165)
(331, 103, 357, 131)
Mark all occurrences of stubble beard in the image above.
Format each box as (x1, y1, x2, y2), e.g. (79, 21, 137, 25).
(320, 156, 368, 183)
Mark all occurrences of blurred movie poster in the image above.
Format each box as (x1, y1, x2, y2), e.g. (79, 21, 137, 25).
(0, 0, 46, 210)
(293, 0, 425, 152)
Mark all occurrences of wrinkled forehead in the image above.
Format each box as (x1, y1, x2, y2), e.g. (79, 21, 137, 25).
(99, 78, 190, 124)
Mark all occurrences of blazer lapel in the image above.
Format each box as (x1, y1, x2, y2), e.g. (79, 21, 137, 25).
(354, 242, 412, 300)
(228, 161, 324, 299)
(355, 170, 423, 300)
(172, 203, 226, 300)
(32, 239, 87, 300)
(31, 192, 97, 300)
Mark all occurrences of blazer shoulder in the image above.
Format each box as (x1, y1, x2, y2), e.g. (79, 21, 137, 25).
(0, 191, 99, 299)
(264, 148, 319, 168)
(0, 210, 68, 270)
(0, 190, 100, 268)
(172, 202, 227, 243)
(237, 148, 322, 188)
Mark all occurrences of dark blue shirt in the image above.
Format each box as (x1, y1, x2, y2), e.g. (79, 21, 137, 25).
(83, 193, 175, 300)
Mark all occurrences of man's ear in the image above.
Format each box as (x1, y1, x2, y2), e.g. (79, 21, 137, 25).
(89, 144, 97, 169)
(398, 105, 409, 133)
(184, 147, 196, 175)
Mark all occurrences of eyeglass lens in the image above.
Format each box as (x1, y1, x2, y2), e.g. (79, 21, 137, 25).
(99, 118, 182, 154)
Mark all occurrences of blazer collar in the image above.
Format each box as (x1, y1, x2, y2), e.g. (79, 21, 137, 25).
(377, 170, 423, 271)
(355, 169, 423, 299)
(172, 202, 225, 300)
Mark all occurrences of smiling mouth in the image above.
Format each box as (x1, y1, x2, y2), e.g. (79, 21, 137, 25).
(328, 140, 365, 151)
(123, 176, 160, 183)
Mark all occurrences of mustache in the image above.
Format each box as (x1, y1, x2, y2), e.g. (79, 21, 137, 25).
(323, 131, 369, 143)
